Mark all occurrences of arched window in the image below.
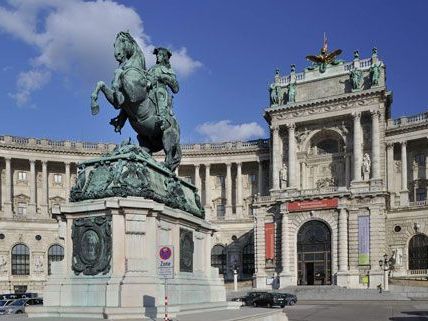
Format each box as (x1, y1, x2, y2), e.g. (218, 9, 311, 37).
(408, 234, 428, 270)
(211, 244, 226, 274)
(242, 242, 255, 276)
(48, 244, 64, 275)
(11, 244, 30, 275)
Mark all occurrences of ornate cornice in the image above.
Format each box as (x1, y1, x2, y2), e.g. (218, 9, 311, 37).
(265, 87, 386, 122)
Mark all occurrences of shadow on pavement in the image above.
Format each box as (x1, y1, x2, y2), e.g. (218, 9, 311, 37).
(390, 310, 428, 321)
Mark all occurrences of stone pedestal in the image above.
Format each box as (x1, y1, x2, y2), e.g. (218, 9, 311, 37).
(400, 190, 409, 207)
(27, 197, 229, 319)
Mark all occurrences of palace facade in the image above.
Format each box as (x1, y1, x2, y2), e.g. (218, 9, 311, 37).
(0, 48, 427, 293)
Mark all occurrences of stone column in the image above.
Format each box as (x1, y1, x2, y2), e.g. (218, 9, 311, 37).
(400, 141, 409, 206)
(254, 209, 267, 289)
(338, 208, 349, 272)
(271, 126, 280, 190)
(29, 159, 37, 213)
(258, 160, 263, 195)
(225, 163, 232, 218)
(236, 162, 243, 217)
(345, 154, 351, 187)
(386, 143, 395, 204)
(287, 123, 297, 188)
(65, 162, 71, 200)
(194, 164, 201, 193)
(281, 212, 290, 275)
(301, 162, 307, 190)
(3, 157, 12, 216)
(371, 110, 381, 179)
(204, 164, 211, 216)
(352, 112, 362, 181)
(41, 160, 49, 216)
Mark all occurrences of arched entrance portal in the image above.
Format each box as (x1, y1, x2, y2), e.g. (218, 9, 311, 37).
(297, 220, 332, 285)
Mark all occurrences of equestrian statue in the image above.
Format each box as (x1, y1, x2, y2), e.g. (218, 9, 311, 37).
(90, 31, 182, 172)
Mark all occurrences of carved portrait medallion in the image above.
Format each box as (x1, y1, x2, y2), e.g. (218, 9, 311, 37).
(179, 228, 194, 272)
(71, 216, 112, 276)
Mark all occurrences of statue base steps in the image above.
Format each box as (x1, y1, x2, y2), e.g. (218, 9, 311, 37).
(27, 197, 230, 319)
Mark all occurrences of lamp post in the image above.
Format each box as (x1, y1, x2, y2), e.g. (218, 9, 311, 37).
(378, 253, 394, 292)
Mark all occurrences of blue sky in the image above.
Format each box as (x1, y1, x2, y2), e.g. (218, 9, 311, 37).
(0, 0, 427, 144)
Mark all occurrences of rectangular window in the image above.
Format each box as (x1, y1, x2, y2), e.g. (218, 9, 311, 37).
(415, 154, 426, 166)
(249, 174, 257, 184)
(17, 202, 27, 216)
(182, 176, 192, 184)
(216, 204, 225, 219)
(54, 174, 62, 184)
(416, 188, 427, 201)
(216, 175, 225, 188)
(17, 171, 27, 181)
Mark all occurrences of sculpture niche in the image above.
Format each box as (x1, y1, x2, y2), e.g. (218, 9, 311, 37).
(91, 31, 181, 172)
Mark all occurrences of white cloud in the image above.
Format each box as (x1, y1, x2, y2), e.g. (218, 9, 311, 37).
(0, 0, 202, 105)
(196, 120, 265, 143)
(10, 69, 51, 106)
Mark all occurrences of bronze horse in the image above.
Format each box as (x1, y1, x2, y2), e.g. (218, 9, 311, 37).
(90, 31, 182, 172)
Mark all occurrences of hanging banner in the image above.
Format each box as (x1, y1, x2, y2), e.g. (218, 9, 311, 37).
(265, 223, 275, 261)
(287, 198, 338, 212)
(358, 216, 370, 265)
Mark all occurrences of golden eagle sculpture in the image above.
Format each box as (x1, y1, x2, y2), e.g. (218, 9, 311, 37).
(306, 33, 342, 73)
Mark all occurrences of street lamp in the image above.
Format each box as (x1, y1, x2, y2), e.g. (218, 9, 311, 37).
(378, 253, 395, 292)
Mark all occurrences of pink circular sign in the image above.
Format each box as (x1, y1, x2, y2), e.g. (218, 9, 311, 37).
(159, 246, 172, 260)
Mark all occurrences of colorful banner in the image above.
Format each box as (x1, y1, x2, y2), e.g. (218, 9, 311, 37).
(264, 223, 275, 261)
(358, 216, 370, 265)
(287, 198, 338, 212)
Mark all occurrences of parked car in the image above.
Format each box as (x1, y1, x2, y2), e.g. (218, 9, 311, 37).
(277, 293, 297, 306)
(236, 291, 269, 306)
(0, 297, 43, 315)
(0, 299, 15, 307)
(252, 292, 297, 308)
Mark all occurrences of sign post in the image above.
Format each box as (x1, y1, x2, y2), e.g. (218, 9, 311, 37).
(158, 245, 174, 321)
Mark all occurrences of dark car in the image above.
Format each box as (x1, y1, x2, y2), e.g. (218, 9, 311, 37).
(277, 293, 297, 306)
(241, 291, 269, 306)
(0, 299, 15, 307)
(252, 292, 297, 308)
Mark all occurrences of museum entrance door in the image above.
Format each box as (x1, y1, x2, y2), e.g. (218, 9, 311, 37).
(297, 220, 331, 285)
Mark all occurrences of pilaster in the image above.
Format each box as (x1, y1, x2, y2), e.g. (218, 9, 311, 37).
(225, 163, 232, 219)
(400, 141, 409, 206)
(236, 162, 243, 218)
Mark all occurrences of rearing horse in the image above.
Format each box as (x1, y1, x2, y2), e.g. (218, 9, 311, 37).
(90, 31, 182, 172)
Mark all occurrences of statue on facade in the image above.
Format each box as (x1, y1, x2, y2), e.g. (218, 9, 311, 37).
(350, 67, 363, 91)
(362, 153, 371, 180)
(0, 255, 7, 273)
(287, 81, 296, 103)
(90, 31, 181, 172)
(370, 62, 381, 87)
(34, 255, 44, 273)
(269, 82, 279, 105)
(279, 163, 288, 189)
(306, 33, 342, 73)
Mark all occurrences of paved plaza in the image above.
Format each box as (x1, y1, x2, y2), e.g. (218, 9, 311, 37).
(1, 301, 428, 321)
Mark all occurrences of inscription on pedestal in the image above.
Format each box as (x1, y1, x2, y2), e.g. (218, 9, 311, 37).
(180, 228, 194, 272)
(72, 216, 112, 275)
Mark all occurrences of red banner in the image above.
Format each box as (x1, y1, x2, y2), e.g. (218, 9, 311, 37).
(287, 198, 338, 212)
(264, 223, 275, 260)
